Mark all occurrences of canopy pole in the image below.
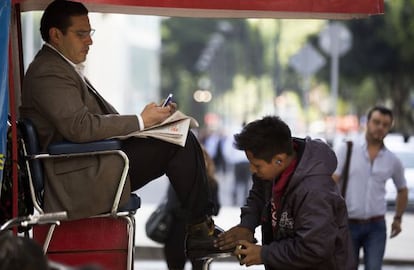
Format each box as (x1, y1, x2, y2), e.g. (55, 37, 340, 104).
(9, 2, 23, 235)
(8, 33, 18, 235)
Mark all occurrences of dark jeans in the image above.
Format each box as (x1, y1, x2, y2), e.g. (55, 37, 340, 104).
(121, 131, 213, 222)
(348, 219, 386, 270)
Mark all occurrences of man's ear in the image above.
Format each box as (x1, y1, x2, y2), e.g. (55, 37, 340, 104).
(49, 27, 61, 44)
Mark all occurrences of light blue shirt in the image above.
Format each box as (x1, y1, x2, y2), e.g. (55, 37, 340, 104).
(334, 135, 406, 219)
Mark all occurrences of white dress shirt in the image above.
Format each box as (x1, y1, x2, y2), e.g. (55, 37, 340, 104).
(334, 135, 407, 219)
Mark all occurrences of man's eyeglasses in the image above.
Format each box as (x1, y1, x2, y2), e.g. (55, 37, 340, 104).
(70, 29, 95, 39)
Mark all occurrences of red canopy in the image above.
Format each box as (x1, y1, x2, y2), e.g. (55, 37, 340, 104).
(13, 0, 383, 19)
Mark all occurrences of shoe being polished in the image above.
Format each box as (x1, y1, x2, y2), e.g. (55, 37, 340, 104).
(185, 217, 234, 260)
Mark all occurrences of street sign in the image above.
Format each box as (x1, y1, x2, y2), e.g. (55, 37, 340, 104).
(289, 43, 326, 77)
(318, 22, 352, 57)
(317, 22, 352, 134)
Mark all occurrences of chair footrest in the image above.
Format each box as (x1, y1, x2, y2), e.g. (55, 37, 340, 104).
(192, 252, 234, 261)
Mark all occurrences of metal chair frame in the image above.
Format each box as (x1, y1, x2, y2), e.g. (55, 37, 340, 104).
(18, 119, 139, 270)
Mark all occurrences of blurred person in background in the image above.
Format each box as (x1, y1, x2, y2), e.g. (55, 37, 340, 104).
(223, 122, 252, 206)
(230, 150, 251, 206)
(202, 129, 228, 175)
(332, 105, 408, 270)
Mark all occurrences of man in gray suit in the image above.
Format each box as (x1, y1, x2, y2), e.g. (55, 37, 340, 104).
(19, 0, 229, 259)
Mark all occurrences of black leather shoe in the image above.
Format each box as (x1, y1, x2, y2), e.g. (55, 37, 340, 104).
(185, 217, 234, 260)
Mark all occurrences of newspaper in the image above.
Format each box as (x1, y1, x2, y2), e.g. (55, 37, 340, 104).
(111, 110, 199, 147)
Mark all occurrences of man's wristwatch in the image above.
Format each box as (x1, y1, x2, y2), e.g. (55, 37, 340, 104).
(393, 215, 402, 221)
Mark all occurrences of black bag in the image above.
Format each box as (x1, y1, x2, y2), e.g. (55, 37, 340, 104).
(145, 200, 174, 244)
(0, 118, 34, 231)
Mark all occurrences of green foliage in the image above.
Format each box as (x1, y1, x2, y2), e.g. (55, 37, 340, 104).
(160, 18, 268, 124)
(161, 17, 326, 128)
(353, 78, 378, 115)
(310, 0, 414, 134)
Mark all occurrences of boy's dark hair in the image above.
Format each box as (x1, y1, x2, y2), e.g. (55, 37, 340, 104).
(233, 116, 293, 162)
(40, 0, 88, 42)
(367, 105, 393, 122)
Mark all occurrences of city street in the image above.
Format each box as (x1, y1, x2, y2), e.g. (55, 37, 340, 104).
(134, 172, 414, 270)
(134, 260, 414, 270)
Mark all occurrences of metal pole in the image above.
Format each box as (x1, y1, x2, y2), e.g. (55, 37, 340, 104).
(303, 75, 310, 133)
(329, 25, 339, 135)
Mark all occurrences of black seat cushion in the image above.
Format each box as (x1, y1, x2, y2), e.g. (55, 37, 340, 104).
(119, 193, 141, 212)
(48, 139, 122, 155)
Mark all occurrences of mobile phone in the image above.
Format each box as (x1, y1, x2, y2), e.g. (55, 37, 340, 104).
(162, 93, 173, 107)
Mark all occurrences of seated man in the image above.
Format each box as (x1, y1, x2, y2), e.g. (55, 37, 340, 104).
(19, 0, 228, 259)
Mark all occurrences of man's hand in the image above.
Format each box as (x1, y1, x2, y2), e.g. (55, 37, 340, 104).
(214, 226, 254, 251)
(391, 187, 407, 238)
(390, 218, 402, 238)
(140, 101, 177, 128)
(234, 240, 262, 266)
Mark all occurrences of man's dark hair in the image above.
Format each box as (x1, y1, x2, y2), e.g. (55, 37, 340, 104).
(233, 116, 293, 162)
(40, 0, 88, 42)
(367, 105, 393, 122)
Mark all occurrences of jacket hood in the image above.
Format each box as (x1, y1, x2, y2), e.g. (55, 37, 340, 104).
(288, 137, 337, 191)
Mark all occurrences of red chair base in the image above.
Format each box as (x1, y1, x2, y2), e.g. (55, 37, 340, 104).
(33, 215, 135, 270)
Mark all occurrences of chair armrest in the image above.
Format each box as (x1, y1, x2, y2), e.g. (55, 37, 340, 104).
(48, 139, 122, 154)
(38, 139, 130, 216)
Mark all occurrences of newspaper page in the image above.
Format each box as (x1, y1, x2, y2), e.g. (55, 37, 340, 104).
(111, 111, 199, 147)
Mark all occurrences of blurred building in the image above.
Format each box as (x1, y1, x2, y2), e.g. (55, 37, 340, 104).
(21, 11, 161, 114)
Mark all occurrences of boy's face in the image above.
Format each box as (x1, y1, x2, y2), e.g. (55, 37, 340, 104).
(246, 151, 282, 181)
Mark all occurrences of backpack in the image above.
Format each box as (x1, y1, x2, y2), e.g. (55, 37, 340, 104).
(0, 118, 34, 231)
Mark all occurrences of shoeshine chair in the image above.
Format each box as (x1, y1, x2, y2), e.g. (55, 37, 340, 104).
(18, 118, 141, 270)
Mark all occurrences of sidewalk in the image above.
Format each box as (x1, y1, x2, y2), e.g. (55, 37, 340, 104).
(383, 211, 414, 264)
(134, 204, 414, 264)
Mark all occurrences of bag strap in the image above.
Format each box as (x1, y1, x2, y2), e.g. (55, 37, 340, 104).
(341, 140, 353, 198)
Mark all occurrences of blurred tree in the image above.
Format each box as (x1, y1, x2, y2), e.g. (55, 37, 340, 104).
(312, 0, 414, 134)
(161, 18, 268, 125)
(162, 18, 326, 129)
(161, 18, 217, 120)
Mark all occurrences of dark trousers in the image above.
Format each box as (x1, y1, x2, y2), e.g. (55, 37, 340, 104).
(121, 131, 213, 222)
(164, 185, 206, 270)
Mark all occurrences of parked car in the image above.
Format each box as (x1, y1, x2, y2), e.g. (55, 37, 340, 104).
(384, 137, 414, 210)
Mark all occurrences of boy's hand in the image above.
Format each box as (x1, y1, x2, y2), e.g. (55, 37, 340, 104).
(214, 226, 254, 251)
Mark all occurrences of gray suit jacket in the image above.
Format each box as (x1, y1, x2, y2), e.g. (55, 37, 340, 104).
(20, 45, 139, 219)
